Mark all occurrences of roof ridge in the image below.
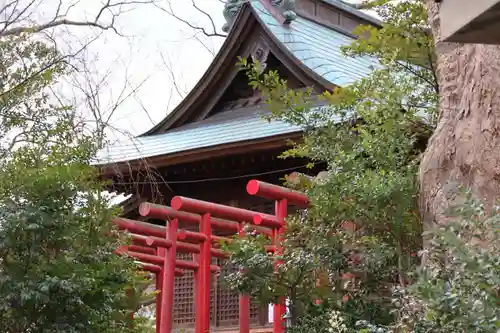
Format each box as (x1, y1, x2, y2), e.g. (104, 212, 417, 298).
(223, 0, 297, 33)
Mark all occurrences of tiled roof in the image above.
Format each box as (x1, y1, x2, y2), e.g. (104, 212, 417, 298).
(252, 1, 378, 85)
(93, 105, 301, 165)
(95, 3, 379, 166)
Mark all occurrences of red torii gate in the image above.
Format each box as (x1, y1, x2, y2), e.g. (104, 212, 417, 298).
(114, 179, 310, 333)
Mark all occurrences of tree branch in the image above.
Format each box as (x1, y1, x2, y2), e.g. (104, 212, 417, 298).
(153, 1, 226, 38)
(0, 0, 158, 37)
(1, 18, 120, 37)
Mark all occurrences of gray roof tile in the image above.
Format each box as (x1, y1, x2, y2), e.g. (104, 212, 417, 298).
(252, 1, 379, 85)
(93, 106, 301, 165)
(95, 4, 379, 165)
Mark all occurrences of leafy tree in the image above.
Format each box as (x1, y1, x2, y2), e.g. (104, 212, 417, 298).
(0, 30, 150, 333)
(381, 193, 500, 333)
(0, 34, 69, 158)
(406, 194, 500, 333)
(223, 0, 438, 331)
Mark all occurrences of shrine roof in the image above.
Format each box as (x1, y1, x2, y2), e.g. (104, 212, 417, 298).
(94, 105, 302, 165)
(252, 1, 376, 86)
(94, 1, 378, 167)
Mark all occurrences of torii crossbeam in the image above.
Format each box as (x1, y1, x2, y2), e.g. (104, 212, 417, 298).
(113, 179, 310, 333)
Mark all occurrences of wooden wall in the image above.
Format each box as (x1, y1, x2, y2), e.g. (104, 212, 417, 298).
(296, 0, 378, 34)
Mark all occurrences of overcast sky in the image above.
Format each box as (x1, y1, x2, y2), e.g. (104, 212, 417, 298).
(41, 0, 226, 141)
(94, 0, 226, 138)
(41, 0, 366, 142)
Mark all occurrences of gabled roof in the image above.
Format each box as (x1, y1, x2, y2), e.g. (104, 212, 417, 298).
(252, 1, 376, 85)
(94, 0, 379, 167)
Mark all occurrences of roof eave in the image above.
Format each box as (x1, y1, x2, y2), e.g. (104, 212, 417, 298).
(140, 4, 255, 136)
(97, 131, 303, 177)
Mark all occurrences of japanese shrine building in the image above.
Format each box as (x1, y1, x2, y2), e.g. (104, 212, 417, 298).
(94, 0, 378, 331)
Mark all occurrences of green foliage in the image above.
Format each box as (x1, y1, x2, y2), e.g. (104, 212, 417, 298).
(226, 0, 439, 331)
(401, 194, 500, 333)
(0, 33, 149, 332)
(222, 218, 335, 322)
(0, 34, 73, 158)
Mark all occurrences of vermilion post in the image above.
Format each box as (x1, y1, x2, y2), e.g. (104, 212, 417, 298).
(193, 253, 201, 333)
(238, 222, 250, 333)
(160, 218, 178, 333)
(156, 247, 165, 333)
(273, 198, 287, 333)
(199, 213, 212, 333)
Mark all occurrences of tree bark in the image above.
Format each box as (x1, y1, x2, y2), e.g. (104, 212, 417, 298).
(420, 1, 500, 227)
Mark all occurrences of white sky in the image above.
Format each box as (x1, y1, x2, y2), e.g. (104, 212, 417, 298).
(78, 0, 226, 140)
(31, 0, 367, 143)
(30, 0, 226, 143)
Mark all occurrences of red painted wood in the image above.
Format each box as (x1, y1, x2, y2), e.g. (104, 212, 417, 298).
(140, 202, 240, 232)
(156, 247, 164, 333)
(239, 295, 251, 333)
(247, 179, 310, 208)
(273, 199, 287, 333)
(119, 249, 219, 272)
(115, 181, 310, 333)
(129, 244, 155, 255)
(211, 235, 231, 246)
(140, 263, 161, 273)
(238, 222, 250, 333)
(178, 230, 207, 243)
(131, 234, 150, 245)
(114, 218, 165, 238)
(160, 218, 178, 333)
(171, 196, 281, 229)
(194, 256, 201, 333)
(198, 213, 212, 333)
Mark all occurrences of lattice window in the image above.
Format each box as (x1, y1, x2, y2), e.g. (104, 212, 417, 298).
(215, 260, 240, 326)
(215, 257, 264, 327)
(173, 252, 195, 326)
(210, 257, 217, 325)
(170, 199, 277, 329)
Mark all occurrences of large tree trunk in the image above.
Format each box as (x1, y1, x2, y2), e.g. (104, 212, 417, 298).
(420, 1, 500, 227)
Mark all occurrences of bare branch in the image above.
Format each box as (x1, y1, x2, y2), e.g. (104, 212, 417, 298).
(0, 1, 18, 17)
(193, 32, 217, 56)
(1, 0, 36, 29)
(1, 18, 121, 36)
(0, 0, 158, 37)
(153, 1, 226, 38)
(190, 0, 219, 38)
(160, 52, 186, 99)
